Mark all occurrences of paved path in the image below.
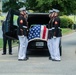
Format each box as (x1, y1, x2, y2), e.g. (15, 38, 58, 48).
(0, 32, 76, 75)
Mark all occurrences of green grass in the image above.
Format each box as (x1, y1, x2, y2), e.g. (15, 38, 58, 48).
(62, 28, 74, 35)
(0, 39, 3, 48)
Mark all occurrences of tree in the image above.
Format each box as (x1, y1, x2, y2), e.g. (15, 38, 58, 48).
(26, 0, 76, 15)
(25, 0, 38, 11)
(2, 0, 76, 15)
(26, 0, 53, 12)
(36, 0, 53, 12)
(51, 0, 76, 15)
(2, 0, 25, 12)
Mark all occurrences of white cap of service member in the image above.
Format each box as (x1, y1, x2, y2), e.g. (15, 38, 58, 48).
(49, 10, 53, 14)
(19, 7, 26, 11)
(53, 9, 59, 13)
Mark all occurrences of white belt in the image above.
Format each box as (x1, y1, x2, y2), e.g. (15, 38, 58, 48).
(48, 27, 54, 30)
(48, 29, 52, 30)
(52, 27, 61, 29)
(23, 26, 27, 28)
(58, 27, 60, 29)
(48, 27, 61, 30)
(52, 27, 55, 29)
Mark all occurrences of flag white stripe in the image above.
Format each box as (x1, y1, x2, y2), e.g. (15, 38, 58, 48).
(40, 25, 44, 39)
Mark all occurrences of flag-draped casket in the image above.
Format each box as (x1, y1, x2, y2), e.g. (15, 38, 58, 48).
(28, 25, 48, 42)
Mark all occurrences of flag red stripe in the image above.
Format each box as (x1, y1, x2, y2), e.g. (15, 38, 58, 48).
(42, 26, 46, 39)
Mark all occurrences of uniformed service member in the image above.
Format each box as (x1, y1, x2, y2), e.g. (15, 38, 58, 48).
(47, 10, 54, 60)
(47, 9, 62, 61)
(17, 7, 28, 61)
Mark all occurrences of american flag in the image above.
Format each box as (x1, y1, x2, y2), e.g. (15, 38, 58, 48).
(28, 25, 48, 42)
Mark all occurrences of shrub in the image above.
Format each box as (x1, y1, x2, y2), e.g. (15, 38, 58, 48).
(60, 15, 74, 28)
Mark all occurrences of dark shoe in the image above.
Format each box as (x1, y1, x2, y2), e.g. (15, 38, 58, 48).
(25, 57, 28, 60)
(49, 56, 52, 60)
(9, 53, 12, 55)
(18, 59, 24, 61)
(2, 53, 6, 55)
(18, 57, 28, 61)
(52, 59, 61, 61)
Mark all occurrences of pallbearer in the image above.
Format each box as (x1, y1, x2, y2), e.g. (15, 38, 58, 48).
(47, 9, 62, 61)
(51, 9, 62, 61)
(17, 7, 28, 61)
(47, 10, 54, 60)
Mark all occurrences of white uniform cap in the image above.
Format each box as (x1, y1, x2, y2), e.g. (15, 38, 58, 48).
(19, 7, 26, 11)
(49, 10, 53, 13)
(26, 11, 28, 14)
(53, 9, 59, 13)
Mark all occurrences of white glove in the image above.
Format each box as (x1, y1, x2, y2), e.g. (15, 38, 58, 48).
(53, 36, 56, 39)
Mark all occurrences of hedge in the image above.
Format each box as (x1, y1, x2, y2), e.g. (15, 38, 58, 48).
(60, 15, 74, 28)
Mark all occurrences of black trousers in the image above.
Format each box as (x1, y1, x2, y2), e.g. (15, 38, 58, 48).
(3, 35, 12, 54)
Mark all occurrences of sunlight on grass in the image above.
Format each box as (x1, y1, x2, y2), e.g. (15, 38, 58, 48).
(62, 28, 74, 35)
(0, 39, 3, 48)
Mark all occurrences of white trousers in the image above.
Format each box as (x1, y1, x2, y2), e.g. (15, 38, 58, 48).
(47, 37, 61, 60)
(18, 35, 28, 59)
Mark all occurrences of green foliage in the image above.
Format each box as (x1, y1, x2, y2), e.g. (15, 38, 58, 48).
(26, 0, 76, 14)
(61, 28, 74, 35)
(2, 0, 25, 12)
(25, 0, 39, 11)
(2, 0, 76, 14)
(50, 0, 76, 15)
(68, 15, 76, 24)
(36, 0, 53, 12)
(60, 16, 74, 28)
(60, 17, 68, 28)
